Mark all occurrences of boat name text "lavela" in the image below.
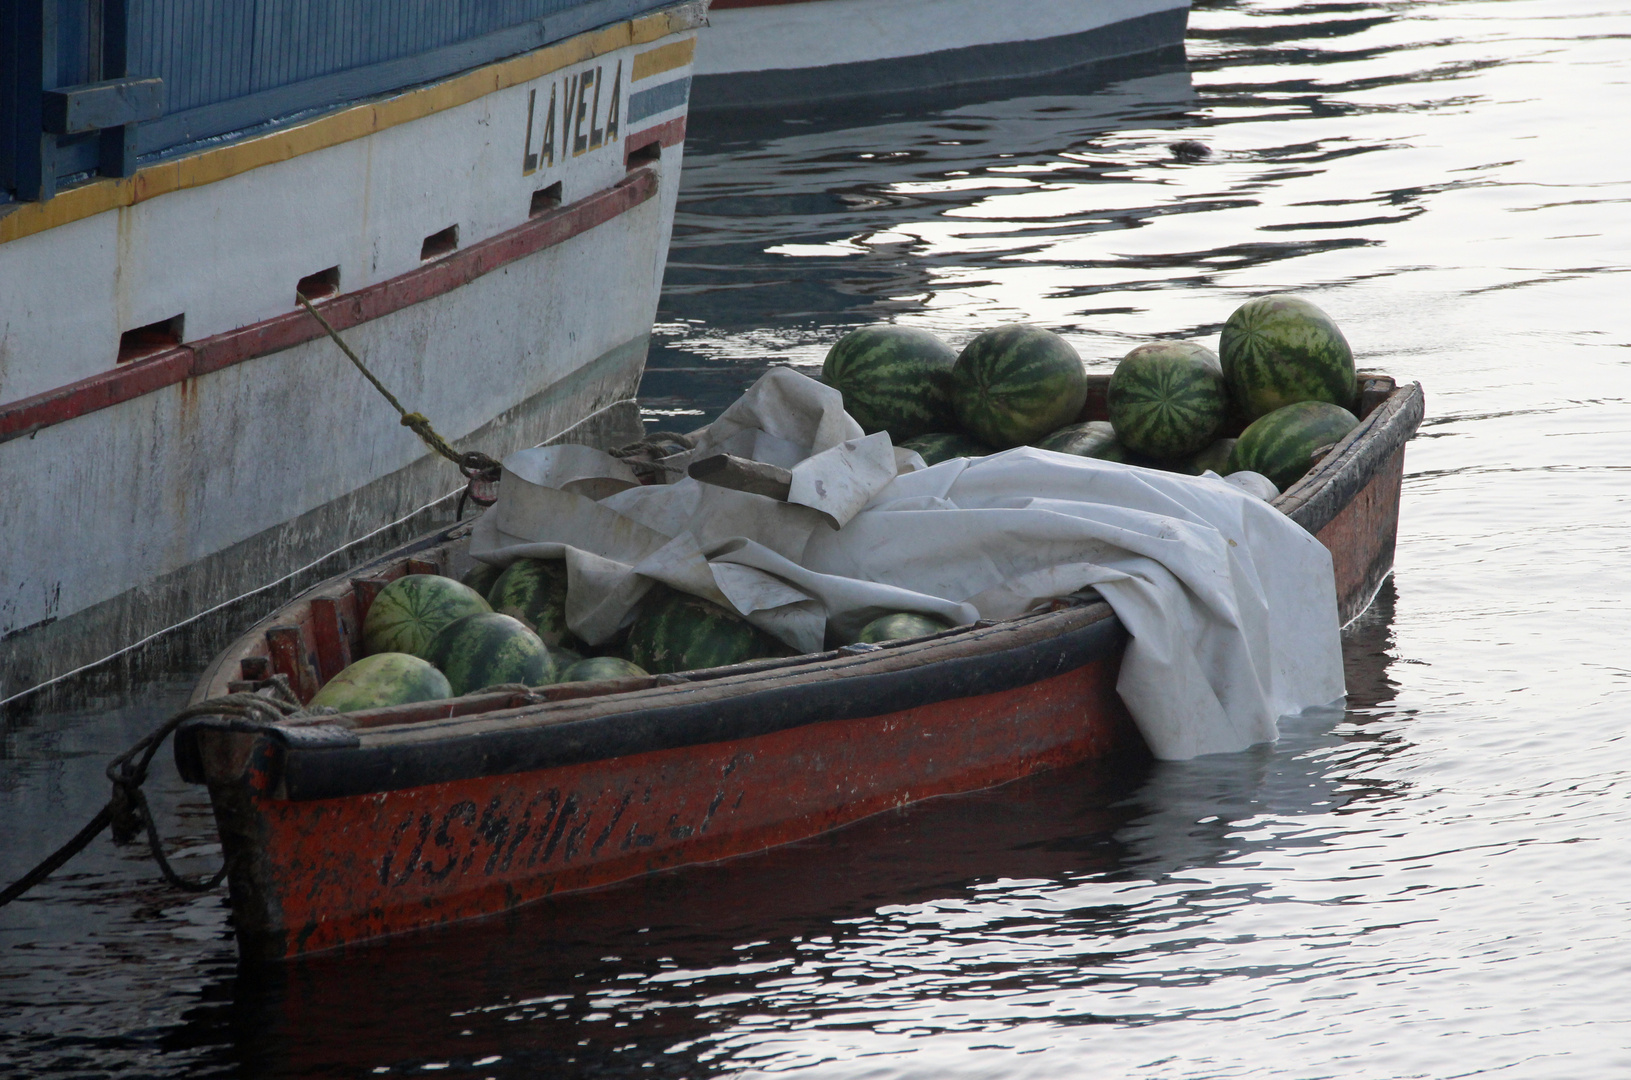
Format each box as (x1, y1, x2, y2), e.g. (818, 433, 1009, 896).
(522, 61, 622, 174)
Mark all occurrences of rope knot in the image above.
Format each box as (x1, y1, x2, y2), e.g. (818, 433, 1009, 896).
(108, 777, 145, 846)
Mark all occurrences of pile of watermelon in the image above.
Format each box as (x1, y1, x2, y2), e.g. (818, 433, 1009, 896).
(310, 561, 964, 711)
(826, 321, 1090, 461)
(309, 295, 1364, 712)
(306, 560, 791, 712)
(821, 294, 1362, 491)
(308, 569, 571, 712)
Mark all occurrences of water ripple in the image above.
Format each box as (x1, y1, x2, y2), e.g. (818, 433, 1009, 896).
(8, 2, 1631, 1078)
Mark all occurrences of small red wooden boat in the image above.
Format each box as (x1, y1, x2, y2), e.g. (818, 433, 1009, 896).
(178, 374, 1423, 961)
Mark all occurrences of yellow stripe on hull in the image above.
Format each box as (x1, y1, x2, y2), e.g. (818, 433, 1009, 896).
(632, 38, 698, 81)
(0, 2, 703, 246)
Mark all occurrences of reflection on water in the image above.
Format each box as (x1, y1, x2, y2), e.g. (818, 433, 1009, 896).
(8, 1, 1631, 1076)
(641, 59, 1204, 423)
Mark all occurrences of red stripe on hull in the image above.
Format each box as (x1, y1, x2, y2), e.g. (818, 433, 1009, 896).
(624, 115, 687, 166)
(228, 656, 1139, 959)
(0, 167, 659, 445)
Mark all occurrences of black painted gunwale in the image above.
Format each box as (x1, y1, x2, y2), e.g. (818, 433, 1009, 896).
(181, 381, 1422, 802)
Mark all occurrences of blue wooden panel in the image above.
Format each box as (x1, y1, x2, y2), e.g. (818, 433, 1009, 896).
(43, 76, 165, 134)
(133, 0, 663, 156)
(128, 0, 572, 109)
(6, 0, 668, 201)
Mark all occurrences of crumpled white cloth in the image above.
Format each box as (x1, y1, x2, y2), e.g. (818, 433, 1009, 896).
(470, 368, 1345, 759)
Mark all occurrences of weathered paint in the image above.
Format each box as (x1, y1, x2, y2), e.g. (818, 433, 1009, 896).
(0, 9, 700, 702)
(0, 171, 655, 445)
(184, 382, 1421, 961)
(1318, 446, 1406, 627)
(220, 652, 1139, 960)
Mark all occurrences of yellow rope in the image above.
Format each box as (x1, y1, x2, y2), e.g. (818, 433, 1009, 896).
(297, 295, 501, 477)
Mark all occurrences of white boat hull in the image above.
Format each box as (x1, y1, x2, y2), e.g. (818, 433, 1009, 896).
(0, 3, 706, 702)
(693, 0, 1189, 105)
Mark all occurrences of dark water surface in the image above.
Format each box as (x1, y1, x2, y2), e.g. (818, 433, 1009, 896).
(7, 1, 1631, 1076)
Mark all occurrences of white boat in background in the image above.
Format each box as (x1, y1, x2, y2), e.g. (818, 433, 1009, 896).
(0, 0, 706, 703)
(693, 0, 1190, 106)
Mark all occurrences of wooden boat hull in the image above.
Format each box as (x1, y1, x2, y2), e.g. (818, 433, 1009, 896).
(179, 378, 1423, 961)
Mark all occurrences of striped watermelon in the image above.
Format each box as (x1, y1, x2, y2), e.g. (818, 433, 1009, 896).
(1038, 422, 1160, 467)
(308, 653, 451, 713)
(487, 558, 579, 649)
(1227, 401, 1359, 491)
(560, 656, 649, 682)
(822, 325, 959, 440)
(459, 561, 504, 600)
(856, 612, 954, 643)
(426, 612, 559, 695)
(900, 431, 993, 465)
(1107, 342, 1228, 459)
(625, 586, 773, 675)
(1036, 420, 1117, 458)
(362, 574, 491, 659)
(951, 325, 1088, 448)
(1220, 295, 1356, 421)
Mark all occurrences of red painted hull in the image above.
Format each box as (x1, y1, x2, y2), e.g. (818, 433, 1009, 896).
(249, 660, 1133, 957)
(181, 379, 1423, 961)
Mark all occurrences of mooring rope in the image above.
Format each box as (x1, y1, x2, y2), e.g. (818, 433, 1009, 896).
(0, 679, 307, 907)
(297, 294, 503, 485)
(4, 304, 537, 907)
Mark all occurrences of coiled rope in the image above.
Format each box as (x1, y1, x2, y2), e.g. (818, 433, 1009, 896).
(0, 680, 307, 907)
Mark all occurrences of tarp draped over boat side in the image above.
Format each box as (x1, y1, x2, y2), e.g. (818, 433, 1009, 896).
(470, 368, 1345, 759)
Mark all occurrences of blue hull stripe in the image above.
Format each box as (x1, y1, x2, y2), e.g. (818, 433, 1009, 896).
(628, 75, 690, 123)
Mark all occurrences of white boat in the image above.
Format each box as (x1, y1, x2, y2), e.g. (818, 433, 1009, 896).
(0, 0, 707, 703)
(693, 0, 1190, 106)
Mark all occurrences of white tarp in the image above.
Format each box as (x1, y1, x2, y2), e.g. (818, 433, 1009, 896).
(470, 368, 1345, 759)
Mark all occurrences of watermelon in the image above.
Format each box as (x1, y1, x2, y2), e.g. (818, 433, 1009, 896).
(487, 558, 579, 649)
(308, 653, 451, 713)
(459, 561, 504, 600)
(855, 612, 954, 644)
(822, 325, 959, 440)
(1036, 420, 1116, 457)
(1107, 342, 1228, 460)
(426, 612, 559, 695)
(560, 656, 649, 682)
(951, 325, 1088, 448)
(362, 574, 491, 659)
(1037, 421, 1157, 466)
(1219, 295, 1356, 421)
(1183, 437, 1237, 476)
(1227, 401, 1359, 491)
(900, 431, 993, 465)
(625, 586, 773, 675)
